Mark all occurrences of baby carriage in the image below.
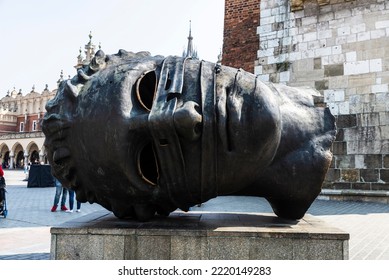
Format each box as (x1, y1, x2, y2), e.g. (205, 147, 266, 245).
(0, 176, 7, 218)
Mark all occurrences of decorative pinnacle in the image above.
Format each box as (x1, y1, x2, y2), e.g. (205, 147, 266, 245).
(185, 20, 195, 58)
(57, 70, 64, 85)
(188, 20, 193, 39)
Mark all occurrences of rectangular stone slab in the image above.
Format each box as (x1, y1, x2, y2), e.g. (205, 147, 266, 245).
(50, 211, 349, 260)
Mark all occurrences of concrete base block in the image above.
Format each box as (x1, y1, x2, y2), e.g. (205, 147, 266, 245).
(50, 211, 349, 260)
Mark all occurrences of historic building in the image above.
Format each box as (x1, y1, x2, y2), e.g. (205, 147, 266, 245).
(223, 0, 389, 202)
(0, 85, 56, 168)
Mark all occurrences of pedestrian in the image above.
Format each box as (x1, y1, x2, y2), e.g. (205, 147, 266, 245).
(67, 189, 81, 213)
(51, 178, 68, 212)
(0, 165, 6, 216)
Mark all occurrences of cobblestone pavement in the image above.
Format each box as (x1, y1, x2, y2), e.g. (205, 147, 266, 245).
(1, 170, 389, 260)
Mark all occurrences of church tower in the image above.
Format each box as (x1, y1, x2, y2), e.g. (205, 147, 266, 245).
(183, 21, 199, 59)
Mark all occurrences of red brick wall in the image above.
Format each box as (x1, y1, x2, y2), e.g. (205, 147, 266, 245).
(0, 123, 17, 134)
(222, 0, 260, 73)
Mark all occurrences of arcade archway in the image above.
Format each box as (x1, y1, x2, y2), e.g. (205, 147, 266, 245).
(16, 150, 24, 169)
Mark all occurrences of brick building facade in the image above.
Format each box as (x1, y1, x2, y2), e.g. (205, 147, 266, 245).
(223, 0, 260, 72)
(223, 0, 389, 202)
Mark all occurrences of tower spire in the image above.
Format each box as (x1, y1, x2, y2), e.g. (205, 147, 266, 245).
(185, 20, 194, 59)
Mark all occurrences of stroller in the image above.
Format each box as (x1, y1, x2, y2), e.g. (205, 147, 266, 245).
(0, 176, 7, 218)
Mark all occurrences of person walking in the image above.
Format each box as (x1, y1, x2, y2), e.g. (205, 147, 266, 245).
(51, 178, 68, 212)
(0, 165, 6, 217)
(67, 189, 81, 213)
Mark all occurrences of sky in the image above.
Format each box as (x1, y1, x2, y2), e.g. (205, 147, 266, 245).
(0, 0, 225, 97)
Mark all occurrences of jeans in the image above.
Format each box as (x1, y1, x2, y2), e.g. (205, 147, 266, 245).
(53, 179, 67, 207)
(68, 190, 81, 210)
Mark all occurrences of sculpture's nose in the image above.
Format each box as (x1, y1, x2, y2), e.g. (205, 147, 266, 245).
(173, 101, 202, 141)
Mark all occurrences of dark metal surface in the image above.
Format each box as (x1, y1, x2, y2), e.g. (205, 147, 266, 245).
(42, 50, 336, 221)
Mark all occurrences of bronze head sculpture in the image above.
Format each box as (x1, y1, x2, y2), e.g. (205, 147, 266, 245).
(42, 49, 336, 221)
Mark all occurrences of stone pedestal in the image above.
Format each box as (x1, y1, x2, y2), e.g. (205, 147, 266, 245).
(50, 211, 349, 260)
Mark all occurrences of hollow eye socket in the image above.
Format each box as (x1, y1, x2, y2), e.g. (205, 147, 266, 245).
(136, 71, 157, 111)
(137, 142, 159, 186)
